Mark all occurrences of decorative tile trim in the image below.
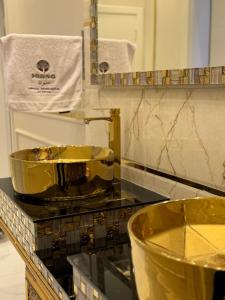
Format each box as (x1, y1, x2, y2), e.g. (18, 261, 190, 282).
(26, 280, 42, 300)
(73, 269, 107, 300)
(89, 0, 98, 85)
(0, 190, 70, 300)
(98, 67, 225, 88)
(35, 206, 139, 251)
(0, 187, 147, 300)
(0, 188, 136, 253)
(0, 190, 36, 253)
(87, 0, 225, 88)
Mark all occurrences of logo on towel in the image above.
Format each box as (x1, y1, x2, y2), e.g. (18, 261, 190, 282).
(37, 60, 49, 73)
(29, 60, 60, 93)
(31, 60, 56, 80)
(99, 61, 110, 73)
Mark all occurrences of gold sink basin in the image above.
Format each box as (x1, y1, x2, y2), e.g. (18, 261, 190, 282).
(128, 197, 225, 300)
(10, 145, 114, 201)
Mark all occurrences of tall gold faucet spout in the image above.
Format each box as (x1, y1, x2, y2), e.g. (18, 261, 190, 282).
(84, 117, 112, 124)
(84, 109, 121, 180)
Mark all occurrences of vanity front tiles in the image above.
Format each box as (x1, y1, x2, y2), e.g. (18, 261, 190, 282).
(0, 177, 167, 300)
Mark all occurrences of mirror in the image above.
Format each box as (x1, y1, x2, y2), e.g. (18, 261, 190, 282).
(96, 0, 224, 75)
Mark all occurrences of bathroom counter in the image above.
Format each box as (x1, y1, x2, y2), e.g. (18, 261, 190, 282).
(0, 177, 168, 300)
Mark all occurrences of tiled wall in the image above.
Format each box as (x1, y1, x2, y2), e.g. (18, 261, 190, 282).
(84, 85, 225, 193)
(35, 207, 137, 251)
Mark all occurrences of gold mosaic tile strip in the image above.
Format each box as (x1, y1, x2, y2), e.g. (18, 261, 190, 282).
(89, 0, 98, 85)
(97, 67, 225, 87)
(73, 269, 106, 300)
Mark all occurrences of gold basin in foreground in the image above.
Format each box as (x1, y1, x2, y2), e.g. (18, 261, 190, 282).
(128, 197, 225, 300)
(10, 145, 114, 201)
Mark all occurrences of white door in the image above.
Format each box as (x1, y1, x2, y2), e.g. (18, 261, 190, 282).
(10, 112, 86, 151)
(98, 4, 144, 71)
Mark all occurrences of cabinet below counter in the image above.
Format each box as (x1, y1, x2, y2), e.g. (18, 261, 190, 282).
(0, 177, 168, 300)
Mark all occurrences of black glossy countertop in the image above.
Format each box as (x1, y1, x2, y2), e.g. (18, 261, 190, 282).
(0, 178, 168, 223)
(0, 178, 168, 300)
(36, 238, 134, 300)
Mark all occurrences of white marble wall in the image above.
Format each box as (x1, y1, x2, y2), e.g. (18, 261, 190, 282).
(84, 86, 225, 192)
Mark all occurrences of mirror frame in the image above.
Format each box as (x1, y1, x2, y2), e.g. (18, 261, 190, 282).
(88, 0, 225, 88)
(86, 0, 98, 85)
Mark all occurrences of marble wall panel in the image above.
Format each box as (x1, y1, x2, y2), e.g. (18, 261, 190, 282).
(122, 165, 215, 200)
(84, 86, 225, 192)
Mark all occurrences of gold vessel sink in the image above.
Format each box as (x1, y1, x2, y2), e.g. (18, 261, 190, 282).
(10, 145, 114, 201)
(128, 197, 225, 300)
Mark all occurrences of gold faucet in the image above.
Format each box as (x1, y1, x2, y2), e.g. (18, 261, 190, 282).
(84, 108, 121, 180)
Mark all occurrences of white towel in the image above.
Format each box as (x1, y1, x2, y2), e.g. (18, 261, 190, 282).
(0, 34, 82, 112)
(98, 38, 136, 74)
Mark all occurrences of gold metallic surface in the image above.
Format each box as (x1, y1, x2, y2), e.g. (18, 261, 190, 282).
(84, 108, 121, 179)
(10, 145, 114, 200)
(128, 197, 225, 300)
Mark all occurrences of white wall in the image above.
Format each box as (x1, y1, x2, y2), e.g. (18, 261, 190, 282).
(210, 0, 225, 66)
(154, 0, 210, 70)
(4, 0, 83, 35)
(0, 56, 10, 178)
(187, 0, 211, 68)
(143, 0, 155, 70)
(100, 0, 145, 7)
(154, 0, 190, 70)
(0, 0, 10, 178)
(153, 0, 211, 70)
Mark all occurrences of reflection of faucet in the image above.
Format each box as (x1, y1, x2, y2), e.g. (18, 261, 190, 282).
(84, 108, 121, 180)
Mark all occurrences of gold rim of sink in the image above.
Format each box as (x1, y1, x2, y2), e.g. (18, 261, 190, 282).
(10, 145, 115, 200)
(128, 197, 225, 271)
(10, 145, 114, 163)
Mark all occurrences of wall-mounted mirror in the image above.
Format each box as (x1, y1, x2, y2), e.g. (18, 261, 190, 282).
(93, 0, 225, 79)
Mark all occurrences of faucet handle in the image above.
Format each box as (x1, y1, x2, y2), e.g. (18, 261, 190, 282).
(93, 108, 120, 115)
(92, 108, 112, 111)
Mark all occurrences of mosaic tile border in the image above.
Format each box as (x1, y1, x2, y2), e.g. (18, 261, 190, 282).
(98, 67, 225, 88)
(0, 190, 70, 300)
(0, 188, 144, 300)
(88, 0, 225, 88)
(0, 189, 138, 252)
(35, 205, 140, 251)
(26, 280, 41, 300)
(73, 267, 107, 300)
(89, 0, 98, 85)
(0, 190, 36, 252)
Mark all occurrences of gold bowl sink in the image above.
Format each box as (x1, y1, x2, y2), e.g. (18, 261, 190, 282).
(10, 145, 114, 201)
(128, 197, 225, 300)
